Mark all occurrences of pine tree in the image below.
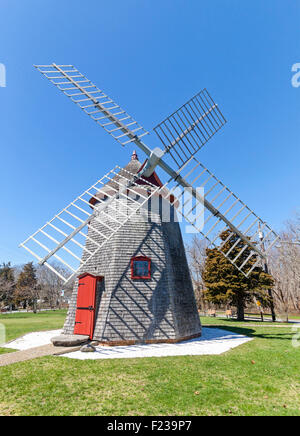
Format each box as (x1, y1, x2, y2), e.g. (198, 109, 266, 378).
(203, 230, 274, 321)
(0, 262, 15, 310)
(15, 262, 39, 313)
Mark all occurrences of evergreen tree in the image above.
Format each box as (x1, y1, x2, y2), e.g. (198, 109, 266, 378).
(203, 230, 274, 320)
(0, 262, 15, 310)
(15, 262, 39, 313)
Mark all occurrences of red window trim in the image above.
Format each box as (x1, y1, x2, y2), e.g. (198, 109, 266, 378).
(131, 256, 151, 280)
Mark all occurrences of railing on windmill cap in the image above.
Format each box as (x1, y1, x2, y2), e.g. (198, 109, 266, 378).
(20, 64, 280, 283)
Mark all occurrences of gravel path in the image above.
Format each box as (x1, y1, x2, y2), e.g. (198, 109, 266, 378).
(0, 344, 80, 367)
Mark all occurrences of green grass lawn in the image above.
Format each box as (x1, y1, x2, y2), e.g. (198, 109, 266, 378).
(0, 312, 299, 416)
(0, 310, 67, 355)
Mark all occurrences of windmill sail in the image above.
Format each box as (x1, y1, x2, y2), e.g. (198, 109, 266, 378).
(22, 64, 280, 280)
(34, 64, 149, 146)
(20, 166, 163, 283)
(169, 157, 279, 276)
(154, 89, 226, 170)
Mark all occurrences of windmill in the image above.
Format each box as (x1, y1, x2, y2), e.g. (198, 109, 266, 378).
(20, 64, 279, 345)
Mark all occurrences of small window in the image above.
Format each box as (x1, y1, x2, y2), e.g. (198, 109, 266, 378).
(131, 256, 151, 279)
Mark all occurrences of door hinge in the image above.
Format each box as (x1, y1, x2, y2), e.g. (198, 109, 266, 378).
(76, 306, 94, 311)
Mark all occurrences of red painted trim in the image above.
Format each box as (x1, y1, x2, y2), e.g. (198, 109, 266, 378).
(89, 194, 107, 207)
(136, 160, 163, 188)
(131, 256, 151, 280)
(77, 272, 103, 281)
(74, 274, 98, 339)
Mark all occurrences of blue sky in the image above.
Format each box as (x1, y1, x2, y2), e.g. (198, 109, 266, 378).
(0, 0, 299, 265)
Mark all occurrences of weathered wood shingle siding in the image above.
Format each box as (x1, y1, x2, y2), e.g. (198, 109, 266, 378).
(63, 160, 201, 343)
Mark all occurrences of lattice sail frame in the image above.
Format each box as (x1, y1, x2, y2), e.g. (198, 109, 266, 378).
(168, 157, 280, 276)
(21, 63, 280, 280)
(154, 89, 226, 170)
(34, 64, 149, 146)
(20, 167, 163, 284)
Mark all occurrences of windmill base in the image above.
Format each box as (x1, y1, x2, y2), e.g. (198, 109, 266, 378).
(63, 154, 202, 346)
(95, 332, 202, 347)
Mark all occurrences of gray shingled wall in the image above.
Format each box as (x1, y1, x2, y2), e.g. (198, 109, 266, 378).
(64, 196, 201, 342)
(63, 159, 201, 343)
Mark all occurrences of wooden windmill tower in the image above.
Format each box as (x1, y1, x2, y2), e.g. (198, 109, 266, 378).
(65, 150, 201, 344)
(21, 64, 280, 345)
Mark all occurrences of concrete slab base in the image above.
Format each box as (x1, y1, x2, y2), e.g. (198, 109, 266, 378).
(61, 327, 253, 360)
(1, 328, 253, 362)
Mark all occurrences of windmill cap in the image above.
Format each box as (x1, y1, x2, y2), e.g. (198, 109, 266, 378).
(89, 151, 178, 208)
(131, 150, 138, 160)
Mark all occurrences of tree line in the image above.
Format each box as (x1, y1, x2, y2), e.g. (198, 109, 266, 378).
(0, 261, 72, 312)
(1, 213, 298, 319)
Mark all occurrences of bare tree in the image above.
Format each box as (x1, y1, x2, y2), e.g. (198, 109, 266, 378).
(36, 262, 73, 309)
(269, 213, 300, 321)
(0, 276, 15, 311)
(36, 265, 62, 309)
(0, 262, 16, 311)
(186, 236, 207, 310)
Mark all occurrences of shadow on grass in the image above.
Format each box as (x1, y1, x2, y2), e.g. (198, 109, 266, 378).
(206, 325, 293, 342)
(214, 317, 289, 325)
(206, 325, 255, 337)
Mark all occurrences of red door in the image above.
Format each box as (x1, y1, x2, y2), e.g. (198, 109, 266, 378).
(74, 273, 102, 339)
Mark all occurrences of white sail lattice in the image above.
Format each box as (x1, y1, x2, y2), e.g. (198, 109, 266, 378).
(20, 166, 163, 283)
(169, 157, 280, 276)
(35, 64, 149, 146)
(154, 89, 226, 170)
(20, 63, 280, 280)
